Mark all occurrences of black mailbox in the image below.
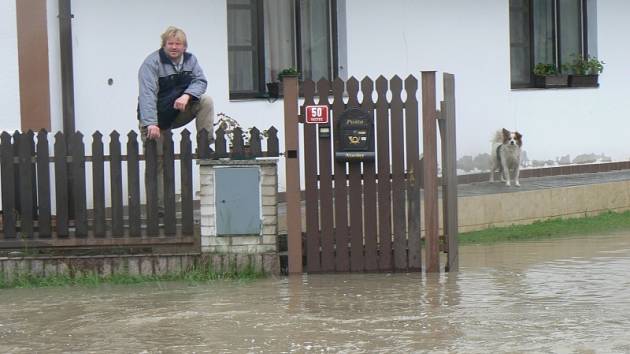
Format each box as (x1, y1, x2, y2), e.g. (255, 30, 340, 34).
(335, 107, 374, 162)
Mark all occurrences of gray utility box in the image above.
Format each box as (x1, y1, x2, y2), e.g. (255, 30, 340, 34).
(215, 166, 262, 236)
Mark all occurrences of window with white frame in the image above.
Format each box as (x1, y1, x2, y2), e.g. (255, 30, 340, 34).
(509, 0, 596, 88)
(227, 0, 338, 99)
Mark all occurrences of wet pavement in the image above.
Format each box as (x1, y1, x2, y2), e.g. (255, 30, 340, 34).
(458, 169, 630, 196)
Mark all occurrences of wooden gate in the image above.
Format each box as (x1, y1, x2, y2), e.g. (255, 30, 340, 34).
(283, 72, 459, 273)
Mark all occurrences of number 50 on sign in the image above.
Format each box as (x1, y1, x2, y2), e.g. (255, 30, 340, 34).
(305, 105, 329, 124)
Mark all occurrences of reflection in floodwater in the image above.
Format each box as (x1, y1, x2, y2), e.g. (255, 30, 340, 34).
(2, 232, 630, 353)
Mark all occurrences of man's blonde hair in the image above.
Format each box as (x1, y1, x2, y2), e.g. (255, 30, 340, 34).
(160, 26, 188, 47)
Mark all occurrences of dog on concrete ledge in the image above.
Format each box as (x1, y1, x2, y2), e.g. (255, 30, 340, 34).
(489, 128, 523, 187)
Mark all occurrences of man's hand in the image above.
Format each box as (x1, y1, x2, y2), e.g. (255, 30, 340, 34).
(174, 94, 191, 111)
(146, 125, 161, 140)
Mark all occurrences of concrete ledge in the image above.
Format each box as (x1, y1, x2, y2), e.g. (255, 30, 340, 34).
(200, 252, 280, 275)
(454, 179, 630, 233)
(0, 253, 280, 282)
(277, 177, 630, 235)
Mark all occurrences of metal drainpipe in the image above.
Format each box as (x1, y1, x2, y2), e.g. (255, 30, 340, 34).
(58, 0, 75, 134)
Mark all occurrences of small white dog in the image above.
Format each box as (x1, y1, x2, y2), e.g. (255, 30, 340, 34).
(490, 128, 523, 187)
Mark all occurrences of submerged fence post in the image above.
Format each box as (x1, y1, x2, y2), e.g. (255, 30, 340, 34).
(283, 75, 303, 274)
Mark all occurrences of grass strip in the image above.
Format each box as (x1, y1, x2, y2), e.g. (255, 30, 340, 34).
(458, 210, 630, 244)
(0, 261, 264, 289)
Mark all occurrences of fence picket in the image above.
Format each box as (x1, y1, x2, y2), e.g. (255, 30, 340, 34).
(346, 77, 365, 272)
(438, 103, 448, 257)
(180, 130, 194, 235)
(1, 132, 17, 238)
(214, 127, 227, 158)
(375, 76, 392, 271)
(332, 78, 350, 272)
(317, 79, 335, 272)
(390, 76, 408, 270)
(36, 130, 52, 238)
(231, 127, 244, 159)
(405, 75, 422, 270)
(110, 131, 124, 237)
(197, 128, 211, 159)
(145, 139, 159, 236)
(92, 131, 106, 237)
(28, 132, 38, 222)
(266, 127, 279, 157)
(361, 77, 378, 272)
(303, 79, 321, 272)
(71, 132, 88, 237)
(18, 132, 35, 238)
(54, 132, 69, 237)
(250, 127, 262, 157)
(12, 131, 21, 217)
(127, 131, 141, 237)
(163, 130, 177, 236)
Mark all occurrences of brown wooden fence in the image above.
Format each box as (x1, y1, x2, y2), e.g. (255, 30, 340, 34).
(0, 127, 279, 251)
(283, 72, 458, 274)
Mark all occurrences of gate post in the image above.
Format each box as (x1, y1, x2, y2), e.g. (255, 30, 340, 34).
(422, 71, 440, 272)
(283, 75, 303, 274)
(443, 73, 459, 271)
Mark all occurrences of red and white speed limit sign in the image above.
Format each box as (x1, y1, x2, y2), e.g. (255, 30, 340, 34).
(305, 105, 329, 124)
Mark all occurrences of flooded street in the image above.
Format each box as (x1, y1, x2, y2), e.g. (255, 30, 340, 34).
(2, 232, 630, 353)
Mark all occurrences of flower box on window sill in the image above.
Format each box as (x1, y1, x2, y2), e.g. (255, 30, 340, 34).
(534, 74, 569, 88)
(568, 74, 599, 88)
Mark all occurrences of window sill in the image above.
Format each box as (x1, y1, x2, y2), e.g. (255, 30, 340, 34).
(511, 85, 600, 91)
(513, 75, 600, 90)
(229, 91, 311, 102)
(228, 93, 284, 103)
(229, 96, 280, 102)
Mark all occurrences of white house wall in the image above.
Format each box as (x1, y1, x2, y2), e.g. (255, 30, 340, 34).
(70, 0, 228, 135)
(66, 0, 289, 200)
(345, 0, 630, 162)
(68, 0, 285, 148)
(65, 0, 290, 190)
(1, 0, 20, 131)
(3, 0, 624, 197)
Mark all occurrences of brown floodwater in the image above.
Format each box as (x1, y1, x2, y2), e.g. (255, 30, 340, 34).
(2, 232, 630, 353)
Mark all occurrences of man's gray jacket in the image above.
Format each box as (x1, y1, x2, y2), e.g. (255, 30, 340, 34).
(137, 48, 207, 129)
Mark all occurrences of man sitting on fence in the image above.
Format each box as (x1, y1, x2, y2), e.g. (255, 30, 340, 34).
(137, 26, 214, 214)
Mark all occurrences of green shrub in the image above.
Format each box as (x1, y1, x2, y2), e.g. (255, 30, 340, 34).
(564, 54, 605, 75)
(277, 67, 300, 81)
(533, 63, 560, 76)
